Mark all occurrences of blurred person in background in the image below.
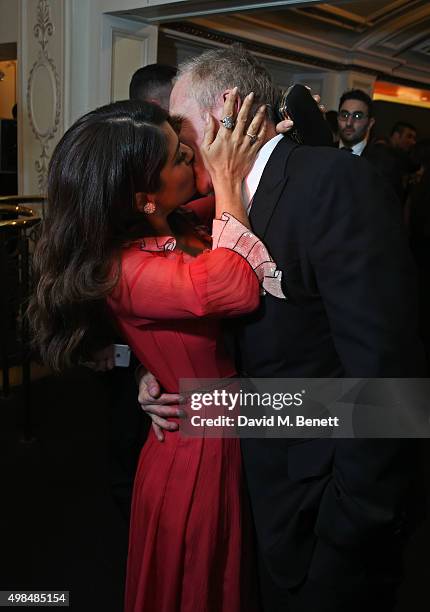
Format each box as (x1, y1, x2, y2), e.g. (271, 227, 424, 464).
(390, 121, 417, 153)
(324, 109, 340, 145)
(408, 138, 430, 371)
(129, 63, 177, 110)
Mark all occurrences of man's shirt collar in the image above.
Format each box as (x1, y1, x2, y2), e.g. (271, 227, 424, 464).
(339, 138, 367, 156)
(243, 133, 284, 210)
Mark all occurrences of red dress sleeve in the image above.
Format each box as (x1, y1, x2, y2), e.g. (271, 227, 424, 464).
(109, 247, 260, 323)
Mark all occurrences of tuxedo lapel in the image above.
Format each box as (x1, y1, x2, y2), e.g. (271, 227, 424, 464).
(250, 137, 299, 238)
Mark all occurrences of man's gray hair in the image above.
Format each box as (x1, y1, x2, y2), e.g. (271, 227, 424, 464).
(177, 45, 277, 121)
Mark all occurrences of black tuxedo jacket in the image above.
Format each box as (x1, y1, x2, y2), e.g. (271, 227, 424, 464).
(238, 137, 426, 591)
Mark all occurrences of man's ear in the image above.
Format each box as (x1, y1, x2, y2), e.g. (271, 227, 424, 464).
(369, 117, 376, 131)
(217, 89, 242, 116)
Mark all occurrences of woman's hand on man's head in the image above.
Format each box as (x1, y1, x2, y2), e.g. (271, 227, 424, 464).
(200, 87, 267, 185)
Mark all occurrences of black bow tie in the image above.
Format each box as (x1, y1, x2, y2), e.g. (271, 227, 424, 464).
(341, 147, 353, 153)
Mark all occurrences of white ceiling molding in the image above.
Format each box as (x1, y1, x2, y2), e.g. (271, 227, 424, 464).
(353, 3, 430, 51)
(355, 0, 418, 24)
(112, 0, 336, 23)
(115, 0, 430, 87)
(233, 13, 350, 50)
(314, 4, 370, 26)
(161, 24, 324, 75)
(289, 8, 367, 33)
(311, 1, 420, 28)
(376, 26, 430, 53)
(189, 14, 415, 73)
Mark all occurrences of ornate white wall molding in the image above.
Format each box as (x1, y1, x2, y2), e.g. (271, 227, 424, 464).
(26, 0, 61, 193)
(19, 0, 65, 196)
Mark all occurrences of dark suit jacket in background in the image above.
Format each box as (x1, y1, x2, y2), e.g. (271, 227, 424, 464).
(362, 142, 418, 204)
(238, 137, 426, 598)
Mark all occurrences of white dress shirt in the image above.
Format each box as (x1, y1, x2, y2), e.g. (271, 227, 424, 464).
(242, 134, 284, 211)
(339, 138, 367, 156)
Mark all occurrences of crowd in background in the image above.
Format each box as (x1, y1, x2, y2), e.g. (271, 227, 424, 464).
(326, 92, 430, 368)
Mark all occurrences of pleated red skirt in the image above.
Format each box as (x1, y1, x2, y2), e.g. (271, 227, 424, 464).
(124, 427, 258, 612)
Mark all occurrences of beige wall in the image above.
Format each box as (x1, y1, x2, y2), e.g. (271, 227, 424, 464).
(0, 0, 18, 44)
(0, 60, 17, 117)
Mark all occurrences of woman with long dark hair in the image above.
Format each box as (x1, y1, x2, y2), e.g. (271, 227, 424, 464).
(28, 93, 284, 611)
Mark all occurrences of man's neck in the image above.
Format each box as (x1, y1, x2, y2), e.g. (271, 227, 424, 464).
(263, 123, 277, 145)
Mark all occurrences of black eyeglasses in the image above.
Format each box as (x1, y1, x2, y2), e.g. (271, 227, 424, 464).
(338, 110, 368, 121)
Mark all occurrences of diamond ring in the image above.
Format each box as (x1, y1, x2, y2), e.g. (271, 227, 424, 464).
(220, 116, 235, 130)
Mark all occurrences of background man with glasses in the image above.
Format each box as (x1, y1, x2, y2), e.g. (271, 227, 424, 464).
(338, 88, 411, 205)
(337, 89, 375, 155)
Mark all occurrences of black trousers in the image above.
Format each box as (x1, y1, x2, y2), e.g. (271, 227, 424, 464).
(257, 539, 402, 612)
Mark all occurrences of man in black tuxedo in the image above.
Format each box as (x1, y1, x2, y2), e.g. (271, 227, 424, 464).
(337, 89, 415, 206)
(139, 47, 426, 611)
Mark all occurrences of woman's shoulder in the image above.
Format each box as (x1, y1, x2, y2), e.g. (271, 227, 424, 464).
(116, 239, 174, 283)
(110, 240, 177, 304)
(121, 236, 177, 259)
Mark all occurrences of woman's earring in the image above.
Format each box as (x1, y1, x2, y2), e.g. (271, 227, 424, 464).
(143, 201, 156, 214)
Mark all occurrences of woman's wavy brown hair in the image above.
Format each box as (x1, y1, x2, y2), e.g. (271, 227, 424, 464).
(28, 100, 174, 371)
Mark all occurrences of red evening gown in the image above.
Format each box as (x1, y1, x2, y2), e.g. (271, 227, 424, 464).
(107, 206, 262, 612)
